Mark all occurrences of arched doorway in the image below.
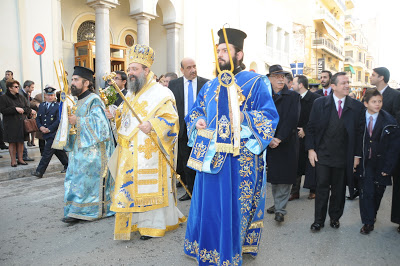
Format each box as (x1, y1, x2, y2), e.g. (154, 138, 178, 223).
(74, 20, 127, 72)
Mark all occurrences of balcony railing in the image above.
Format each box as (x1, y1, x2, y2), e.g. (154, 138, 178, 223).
(315, 8, 345, 36)
(312, 38, 344, 59)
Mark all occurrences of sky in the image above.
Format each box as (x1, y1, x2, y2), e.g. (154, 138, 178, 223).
(354, 0, 400, 86)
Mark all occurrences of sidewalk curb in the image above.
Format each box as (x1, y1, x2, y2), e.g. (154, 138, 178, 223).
(0, 159, 64, 182)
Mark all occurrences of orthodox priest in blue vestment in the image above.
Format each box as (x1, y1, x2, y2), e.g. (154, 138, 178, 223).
(53, 66, 115, 223)
(183, 28, 279, 265)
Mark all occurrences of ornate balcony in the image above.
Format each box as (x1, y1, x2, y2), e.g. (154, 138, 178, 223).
(312, 37, 344, 60)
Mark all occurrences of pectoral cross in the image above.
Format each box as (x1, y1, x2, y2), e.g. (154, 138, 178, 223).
(138, 138, 158, 160)
(135, 101, 148, 118)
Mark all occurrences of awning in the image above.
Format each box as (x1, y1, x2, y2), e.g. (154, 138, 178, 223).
(345, 65, 355, 74)
(322, 21, 338, 41)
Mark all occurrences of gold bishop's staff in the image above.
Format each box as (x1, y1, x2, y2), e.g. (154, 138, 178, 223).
(103, 72, 192, 198)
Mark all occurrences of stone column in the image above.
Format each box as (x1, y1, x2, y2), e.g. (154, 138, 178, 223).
(164, 22, 182, 73)
(52, 0, 63, 88)
(87, 0, 117, 91)
(130, 13, 156, 46)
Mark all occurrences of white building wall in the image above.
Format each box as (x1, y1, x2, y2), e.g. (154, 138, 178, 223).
(1, 0, 60, 96)
(2, 0, 295, 92)
(0, 0, 22, 82)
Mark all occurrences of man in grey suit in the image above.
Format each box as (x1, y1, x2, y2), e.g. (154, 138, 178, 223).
(168, 58, 209, 201)
(370, 67, 400, 233)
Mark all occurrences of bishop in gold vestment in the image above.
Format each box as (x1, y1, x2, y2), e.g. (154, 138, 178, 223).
(108, 44, 186, 240)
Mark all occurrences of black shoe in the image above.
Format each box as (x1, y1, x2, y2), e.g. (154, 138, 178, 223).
(346, 189, 360, 200)
(266, 206, 275, 214)
(23, 157, 34, 162)
(397, 226, 400, 233)
(17, 160, 28, 165)
(179, 193, 191, 201)
(0, 144, 8, 149)
(60, 168, 67, 174)
(61, 217, 79, 223)
(310, 222, 324, 232)
(176, 181, 182, 188)
(360, 224, 374, 235)
(0, 155, 2, 158)
(32, 171, 43, 178)
(274, 213, 284, 222)
(330, 220, 340, 229)
(27, 142, 33, 147)
(140, 235, 152, 240)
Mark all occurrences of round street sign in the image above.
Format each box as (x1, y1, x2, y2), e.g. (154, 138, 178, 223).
(32, 33, 46, 55)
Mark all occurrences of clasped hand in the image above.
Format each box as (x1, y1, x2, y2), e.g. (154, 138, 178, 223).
(68, 115, 77, 125)
(138, 121, 152, 134)
(40, 126, 50, 134)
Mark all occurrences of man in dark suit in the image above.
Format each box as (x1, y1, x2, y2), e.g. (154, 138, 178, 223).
(265, 65, 300, 223)
(315, 70, 333, 96)
(31, 85, 68, 178)
(18, 80, 36, 161)
(370, 67, 400, 233)
(306, 72, 364, 232)
(168, 58, 209, 201)
(289, 75, 321, 201)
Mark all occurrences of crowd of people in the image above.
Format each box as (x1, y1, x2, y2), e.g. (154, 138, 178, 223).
(1, 27, 400, 266)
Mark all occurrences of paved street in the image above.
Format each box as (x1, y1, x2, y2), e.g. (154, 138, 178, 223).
(0, 162, 399, 265)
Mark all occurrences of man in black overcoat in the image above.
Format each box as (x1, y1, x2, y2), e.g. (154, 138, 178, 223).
(289, 75, 321, 201)
(370, 67, 400, 233)
(168, 58, 209, 201)
(306, 72, 364, 232)
(265, 65, 300, 223)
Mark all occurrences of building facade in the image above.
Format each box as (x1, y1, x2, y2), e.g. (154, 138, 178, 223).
(0, 0, 295, 94)
(1, 0, 375, 96)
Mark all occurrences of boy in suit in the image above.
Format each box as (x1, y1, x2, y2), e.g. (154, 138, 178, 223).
(358, 89, 400, 234)
(31, 85, 68, 178)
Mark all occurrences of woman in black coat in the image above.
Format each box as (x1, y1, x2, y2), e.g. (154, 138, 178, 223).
(0, 80, 32, 166)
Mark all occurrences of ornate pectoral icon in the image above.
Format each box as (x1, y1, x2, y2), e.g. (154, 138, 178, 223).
(218, 115, 230, 140)
(121, 112, 131, 129)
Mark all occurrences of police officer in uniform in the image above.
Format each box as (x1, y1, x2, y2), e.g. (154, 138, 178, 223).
(32, 85, 68, 178)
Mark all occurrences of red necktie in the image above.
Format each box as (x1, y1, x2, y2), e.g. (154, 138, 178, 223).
(368, 116, 373, 158)
(324, 90, 327, 96)
(338, 100, 342, 118)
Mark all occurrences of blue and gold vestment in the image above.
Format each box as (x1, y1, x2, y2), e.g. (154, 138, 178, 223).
(61, 93, 115, 220)
(184, 71, 279, 265)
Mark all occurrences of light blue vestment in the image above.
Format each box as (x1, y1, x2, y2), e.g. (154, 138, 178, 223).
(63, 93, 115, 220)
(184, 71, 279, 265)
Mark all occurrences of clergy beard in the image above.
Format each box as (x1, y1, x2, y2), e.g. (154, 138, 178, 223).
(70, 84, 83, 96)
(128, 71, 146, 94)
(216, 54, 240, 75)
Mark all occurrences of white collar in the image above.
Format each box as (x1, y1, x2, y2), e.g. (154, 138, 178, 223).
(366, 111, 378, 120)
(333, 94, 346, 104)
(184, 76, 196, 84)
(379, 85, 388, 94)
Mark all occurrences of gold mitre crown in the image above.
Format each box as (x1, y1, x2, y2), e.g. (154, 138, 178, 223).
(128, 44, 155, 68)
